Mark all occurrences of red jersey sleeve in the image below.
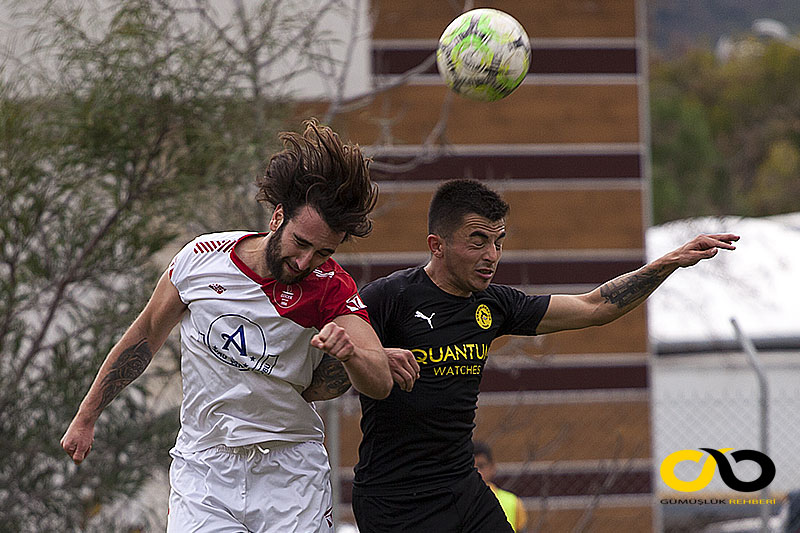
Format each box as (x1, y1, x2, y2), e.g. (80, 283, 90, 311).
(317, 261, 370, 326)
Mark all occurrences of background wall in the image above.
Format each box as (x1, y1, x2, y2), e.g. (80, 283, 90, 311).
(301, 1, 655, 530)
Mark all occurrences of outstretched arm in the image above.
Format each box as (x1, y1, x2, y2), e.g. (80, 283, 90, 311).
(536, 234, 739, 334)
(61, 270, 187, 464)
(310, 314, 393, 399)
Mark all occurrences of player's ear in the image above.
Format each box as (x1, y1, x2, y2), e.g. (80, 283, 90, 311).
(427, 234, 444, 258)
(269, 204, 285, 231)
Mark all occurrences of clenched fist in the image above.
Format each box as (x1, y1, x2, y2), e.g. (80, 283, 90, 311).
(61, 418, 95, 465)
(311, 322, 356, 363)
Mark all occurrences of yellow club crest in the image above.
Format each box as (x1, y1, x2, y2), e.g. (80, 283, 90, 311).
(475, 304, 492, 329)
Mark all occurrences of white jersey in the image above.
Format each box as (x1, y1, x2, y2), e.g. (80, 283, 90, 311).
(168, 231, 369, 453)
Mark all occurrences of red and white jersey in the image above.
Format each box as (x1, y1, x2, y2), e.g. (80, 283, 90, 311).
(168, 231, 369, 453)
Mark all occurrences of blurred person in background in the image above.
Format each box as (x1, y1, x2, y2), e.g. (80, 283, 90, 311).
(61, 119, 393, 533)
(473, 441, 527, 533)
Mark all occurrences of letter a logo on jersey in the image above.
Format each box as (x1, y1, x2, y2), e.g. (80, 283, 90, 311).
(206, 314, 267, 372)
(221, 324, 247, 356)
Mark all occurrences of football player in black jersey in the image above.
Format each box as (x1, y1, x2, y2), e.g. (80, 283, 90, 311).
(349, 179, 738, 533)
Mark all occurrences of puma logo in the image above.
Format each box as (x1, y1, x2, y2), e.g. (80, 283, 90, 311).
(414, 310, 435, 329)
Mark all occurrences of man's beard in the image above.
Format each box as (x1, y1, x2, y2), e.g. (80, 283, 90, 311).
(265, 224, 309, 284)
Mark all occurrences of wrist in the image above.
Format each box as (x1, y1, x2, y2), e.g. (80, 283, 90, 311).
(75, 402, 101, 425)
(655, 253, 681, 273)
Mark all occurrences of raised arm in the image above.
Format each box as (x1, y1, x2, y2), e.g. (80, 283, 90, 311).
(536, 234, 739, 335)
(61, 270, 187, 464)
(310, 314, 393, 399)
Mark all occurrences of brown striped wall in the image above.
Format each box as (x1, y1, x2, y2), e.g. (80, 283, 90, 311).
(303, 1, 654, 529)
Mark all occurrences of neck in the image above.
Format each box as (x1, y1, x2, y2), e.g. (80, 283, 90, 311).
(424, 260, 471, 298)
(236, 233, 273, 279)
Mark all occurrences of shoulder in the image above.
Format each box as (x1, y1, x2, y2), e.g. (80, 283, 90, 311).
(482, 283, 551, 313)
(189, 231, 252, 252)
(484, 282, 548, 302)
(170, 231, 252, 279)
(306, 258, 363, 308)
(482, 282, 524, 301)
(360, 267, 426, 309)
(311, 257, 357, 287)
(362, 266, 424, 294)
(173, 231, 254, 267)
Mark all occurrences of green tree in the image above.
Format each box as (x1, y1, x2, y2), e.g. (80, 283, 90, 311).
(650, 39, 800, 223)
(0, 0, 353, 529)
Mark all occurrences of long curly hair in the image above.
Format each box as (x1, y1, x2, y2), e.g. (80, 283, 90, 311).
(256, 118, 378, 240)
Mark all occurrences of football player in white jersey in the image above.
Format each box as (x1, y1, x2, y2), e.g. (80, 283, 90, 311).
(61, 119, 395, 532)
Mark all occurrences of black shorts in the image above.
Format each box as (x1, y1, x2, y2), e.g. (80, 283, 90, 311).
(351, 470, 514, 533)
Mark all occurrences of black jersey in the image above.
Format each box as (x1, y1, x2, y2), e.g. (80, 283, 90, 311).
(353, 266, 550, 495)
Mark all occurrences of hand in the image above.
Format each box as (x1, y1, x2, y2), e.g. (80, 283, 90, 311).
(671, 233, 739, 268)
(386, 348, 420, 392)
(61, 418, 95, 465)
(311, 322, 355, 363)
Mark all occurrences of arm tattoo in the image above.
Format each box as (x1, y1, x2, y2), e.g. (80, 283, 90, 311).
(302, 354, 352, 402)
(94, 338, 152, 416)
(599, 265, 669, 309)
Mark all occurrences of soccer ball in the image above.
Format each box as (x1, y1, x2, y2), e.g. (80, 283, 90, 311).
(436, 8, 531, 102)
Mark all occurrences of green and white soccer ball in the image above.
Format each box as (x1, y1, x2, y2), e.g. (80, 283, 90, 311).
(436, 8, 531, 102)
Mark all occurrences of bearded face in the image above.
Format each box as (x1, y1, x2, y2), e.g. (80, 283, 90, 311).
(265, 223, 306, 284)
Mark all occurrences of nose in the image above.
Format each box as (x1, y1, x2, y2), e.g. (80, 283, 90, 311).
(483, 245, 500, 263)
(295, 250, 315, 271)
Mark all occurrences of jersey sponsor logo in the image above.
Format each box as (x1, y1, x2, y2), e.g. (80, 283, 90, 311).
(345, 293, 366, 312)
(411, 343, 490, 377)
(414, 310, 436, 329)
(272, 282, 302, 309)
(411, 343, 489, 365)
(475, 304, 492, 329)
(208, 283, 226, 294)
(433, 364, 483, 377)
(313, 268, 335, 278)
(203, 314, 278, 374)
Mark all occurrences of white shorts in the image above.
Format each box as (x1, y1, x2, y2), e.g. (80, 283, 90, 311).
(166, 440, 333, 533)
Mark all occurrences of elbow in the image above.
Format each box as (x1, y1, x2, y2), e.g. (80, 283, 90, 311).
(597, 307, 625, 327)
(363, 374, 393, 400)
(372, 377, 394, 400)
(587, 296, 620, 327)
(590, 308, 615, 328)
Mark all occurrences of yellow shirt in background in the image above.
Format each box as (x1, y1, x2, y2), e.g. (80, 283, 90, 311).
(488, 482, 528, 532)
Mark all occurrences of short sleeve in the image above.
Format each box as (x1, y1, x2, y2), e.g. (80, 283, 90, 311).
(359, 277, 393, 344)
(318, 268, 371, 326)
(492, 285, 551, 337)
(167, 239, 196, 305)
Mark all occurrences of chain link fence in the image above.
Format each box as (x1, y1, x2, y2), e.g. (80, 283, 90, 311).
(652, 351, 800, 533)
(321, 349, 800, 533)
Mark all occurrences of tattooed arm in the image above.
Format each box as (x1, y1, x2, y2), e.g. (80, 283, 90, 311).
(302, 347, 420, 400)
(302, 354, 352, 402)
(536, 234, 739, 334)
(61, 270, 187, 464)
